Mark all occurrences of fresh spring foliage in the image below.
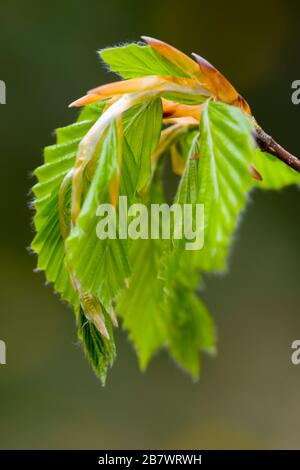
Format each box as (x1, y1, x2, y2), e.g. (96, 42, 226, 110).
(31, 38, 300, 384)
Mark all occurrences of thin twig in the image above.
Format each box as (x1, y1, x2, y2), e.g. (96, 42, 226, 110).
(255, 126, 300, 173)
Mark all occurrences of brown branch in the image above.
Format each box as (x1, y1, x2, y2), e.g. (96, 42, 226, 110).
(255, 126, 300, 173)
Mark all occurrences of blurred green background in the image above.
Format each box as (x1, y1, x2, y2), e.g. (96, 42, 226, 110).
(0, 0, 300, 450)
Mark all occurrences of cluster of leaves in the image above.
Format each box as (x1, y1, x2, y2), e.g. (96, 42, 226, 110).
(31, 38, 300, 384)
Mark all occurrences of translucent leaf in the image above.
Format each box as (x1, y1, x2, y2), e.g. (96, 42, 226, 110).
(31, 104, 104, 305)
(77, 306, 116, 385)
(253, 149, 300, 189)
(66, 120, 130, 310)
(116, 237, 166, 369)
(32, 103, 118, 384)
(197, 101, 256, 271)
(100, 43, 189, 80)
(163, 284, 216, 378)
(122, 98, 163, 191)
(117, 174, 216, 376)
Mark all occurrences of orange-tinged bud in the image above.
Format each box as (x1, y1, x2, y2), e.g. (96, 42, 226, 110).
(141, 36, 251, 115)
(163, 116, 199, 125)
(70, 76, 209, 108)
(141, 36, 202, 80)
(162, 98, 202, 121)
(232, 94, 252, 115)
(191, 53, 238, 104)
(192, 53, 252, 115)
(69, 93, 103, 108)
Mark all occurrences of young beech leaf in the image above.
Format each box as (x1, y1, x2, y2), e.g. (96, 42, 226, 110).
(66, 98, 163, 308)
(116, 237, 167, 369)
(32, 103, 105, 307)
(196, 101, 256, 272)
(66, 120, 130, 311)
(76, 306, 116, 385)
(158, 231, 216, 378)
(116, 175, 167, 369)
(116, 171, 216, 377)
(155, 143, 215, 378)
(163, 284, 216, 379)
(100, 44, 190, 80)
(252, 149, 300, 189)
(175, 132, 200, 205)
(122, 98, 163, 191)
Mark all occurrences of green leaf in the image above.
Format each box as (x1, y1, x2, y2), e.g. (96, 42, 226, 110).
(172, 132, 203, 254)
(100, 43, 189, 79)
(31, 105, 104, 306)
(66, 98, 162, 309)
(116, 237, 166, 369)
(159, 143, 216, 378)
(163, 284, 216, 378)
(123, 98, 163, 191)
(117, 169, 216, 376)
(32, 102, 118, 385)
(66, 120, 130, 310)
(77, 102, 107, 122)
(116, 171, 166, 368)
(77, 306, 116, 385)
(253, 149, 300, 189)
(175, 134, 199, 205)
(197, 101, 256, 271)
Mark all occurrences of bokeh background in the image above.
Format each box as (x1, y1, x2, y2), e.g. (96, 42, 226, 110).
(0, 0, 300, 450)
